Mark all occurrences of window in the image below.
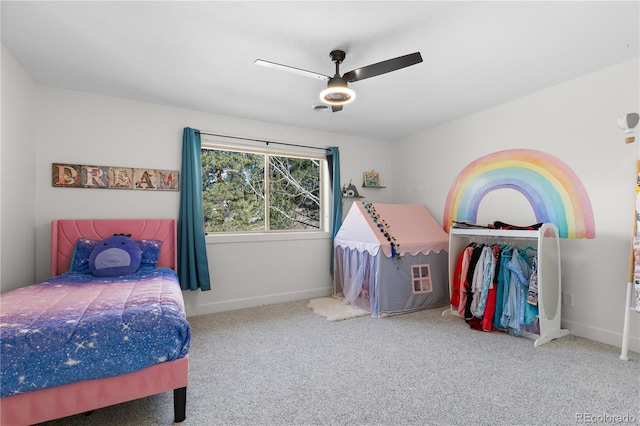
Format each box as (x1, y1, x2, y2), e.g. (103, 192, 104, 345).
(201, 145, 327, 233)
(411, 264, 433, 294)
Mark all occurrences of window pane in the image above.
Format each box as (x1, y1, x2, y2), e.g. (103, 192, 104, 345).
(268, 156, 320, 230)
(202, 149, 265, 232)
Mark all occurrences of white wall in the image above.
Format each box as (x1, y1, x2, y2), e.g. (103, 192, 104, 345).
(33, 86, 394, 315)
(392, 58, 640, 352)
(0, 45, 37, 293)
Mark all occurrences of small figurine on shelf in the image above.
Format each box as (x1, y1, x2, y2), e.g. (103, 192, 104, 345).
(342, 180, 361, 198)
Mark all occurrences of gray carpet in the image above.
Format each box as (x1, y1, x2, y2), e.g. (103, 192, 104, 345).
(41, 299, 639, 426)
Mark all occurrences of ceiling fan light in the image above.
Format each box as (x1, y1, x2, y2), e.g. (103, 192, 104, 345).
(320, 78, 356, 106)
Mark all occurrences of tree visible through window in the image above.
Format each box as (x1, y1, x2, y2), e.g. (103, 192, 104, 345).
(202, 147, 324, 232)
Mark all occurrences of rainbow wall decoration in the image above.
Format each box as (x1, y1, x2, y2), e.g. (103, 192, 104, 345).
(443, 149, 595, 239)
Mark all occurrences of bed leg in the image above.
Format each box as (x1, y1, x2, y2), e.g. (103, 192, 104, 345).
(173, 387, 187, 422)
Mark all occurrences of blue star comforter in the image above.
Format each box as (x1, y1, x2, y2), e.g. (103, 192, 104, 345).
(0, 268, 190, 398)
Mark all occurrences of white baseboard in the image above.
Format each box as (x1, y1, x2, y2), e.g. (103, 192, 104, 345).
(561, 318, 640, 355)
(185, 287, 332, 317)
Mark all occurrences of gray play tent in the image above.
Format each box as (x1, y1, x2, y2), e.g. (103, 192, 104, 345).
(333, 202, 450, 317)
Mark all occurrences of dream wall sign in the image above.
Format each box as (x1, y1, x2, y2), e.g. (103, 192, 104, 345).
(52, 163, 179, 191)
(443, 149, 595, 239)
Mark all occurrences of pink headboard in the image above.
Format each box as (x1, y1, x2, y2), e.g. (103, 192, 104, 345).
(50, 219, 177, 276)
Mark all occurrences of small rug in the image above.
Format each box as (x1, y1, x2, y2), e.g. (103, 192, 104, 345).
(307, 297, 370, 322)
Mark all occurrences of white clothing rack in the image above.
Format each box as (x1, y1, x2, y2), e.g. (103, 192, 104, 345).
(443, 223, 570, 347)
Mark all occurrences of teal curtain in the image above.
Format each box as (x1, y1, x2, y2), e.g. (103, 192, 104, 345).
(327, 147, 342, 272)
(178, 127, 211, 291)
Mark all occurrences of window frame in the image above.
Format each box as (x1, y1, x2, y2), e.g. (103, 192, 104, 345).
(410, 263, 433, 294)
(201, 140, 331, 240)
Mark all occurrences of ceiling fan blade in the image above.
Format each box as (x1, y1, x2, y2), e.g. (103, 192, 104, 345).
(254, 59, 330, 81)
(331, 105, 343, 113)
(342, 52, 423, 83)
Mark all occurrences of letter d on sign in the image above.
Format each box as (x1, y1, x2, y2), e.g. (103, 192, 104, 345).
(52, 163, 80, 187)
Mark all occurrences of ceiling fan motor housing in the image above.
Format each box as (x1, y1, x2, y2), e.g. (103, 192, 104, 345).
(323, 76, 352, 102)
(321, 50, 355, 105)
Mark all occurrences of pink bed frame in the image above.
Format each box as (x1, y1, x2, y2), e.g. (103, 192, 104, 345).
(1, 219, 189, 425)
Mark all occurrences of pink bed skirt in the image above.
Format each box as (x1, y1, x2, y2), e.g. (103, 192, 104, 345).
(1, 356, 189, 425)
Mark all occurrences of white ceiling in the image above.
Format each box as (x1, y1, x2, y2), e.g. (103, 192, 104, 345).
(2, 1, 639, 141)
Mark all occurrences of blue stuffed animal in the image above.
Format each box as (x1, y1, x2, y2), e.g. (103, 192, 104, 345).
(89, 234, 142, 277)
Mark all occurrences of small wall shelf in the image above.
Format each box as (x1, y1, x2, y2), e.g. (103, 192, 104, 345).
(362, 185, 386, 188)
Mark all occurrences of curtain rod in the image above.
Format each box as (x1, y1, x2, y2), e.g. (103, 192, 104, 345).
(195, 131, 331, 152)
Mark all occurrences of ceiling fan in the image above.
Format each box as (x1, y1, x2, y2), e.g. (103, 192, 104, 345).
(255, 50, 423, 112)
